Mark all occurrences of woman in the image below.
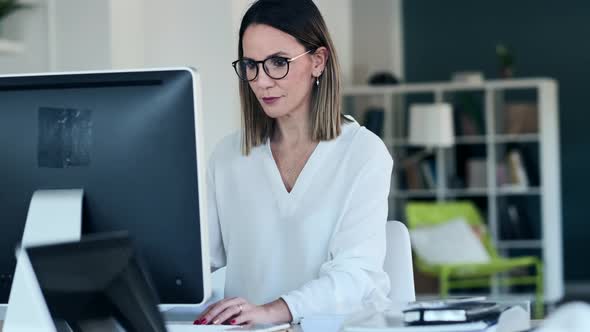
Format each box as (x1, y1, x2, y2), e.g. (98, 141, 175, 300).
(196, 0, 393, 326)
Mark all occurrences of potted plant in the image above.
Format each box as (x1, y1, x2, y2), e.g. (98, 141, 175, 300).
(496, 43, 514, 78)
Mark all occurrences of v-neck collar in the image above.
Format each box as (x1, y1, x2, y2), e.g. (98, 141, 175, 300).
(263, 138, 328, 216)
(259, 120, 357, 216)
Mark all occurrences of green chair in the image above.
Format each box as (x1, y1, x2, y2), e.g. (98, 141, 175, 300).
(405, 201, 544, 318)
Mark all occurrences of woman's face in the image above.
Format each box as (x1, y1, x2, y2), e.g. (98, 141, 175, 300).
(241, 24, 325, 119)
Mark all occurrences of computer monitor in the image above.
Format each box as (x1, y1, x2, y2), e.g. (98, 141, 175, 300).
(26, 232, 168, 332)
(0, 68, 210, 305)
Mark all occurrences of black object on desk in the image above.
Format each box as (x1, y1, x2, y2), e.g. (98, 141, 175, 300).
(26, 232, 167, 332)
(403, 298, 506, 326)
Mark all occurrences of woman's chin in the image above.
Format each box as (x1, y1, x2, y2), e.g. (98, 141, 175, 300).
(261, 107, 288, 119)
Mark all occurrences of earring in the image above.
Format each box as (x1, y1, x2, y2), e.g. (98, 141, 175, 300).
(316, 76, 320, 86)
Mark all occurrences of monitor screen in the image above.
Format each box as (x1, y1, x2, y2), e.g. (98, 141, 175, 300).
(0, 68, 210, 304)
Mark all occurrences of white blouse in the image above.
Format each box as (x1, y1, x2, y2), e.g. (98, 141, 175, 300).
(207, 120, 393, 322)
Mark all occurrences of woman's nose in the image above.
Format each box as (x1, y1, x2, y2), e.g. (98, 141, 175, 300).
(253, 65, 275, 88)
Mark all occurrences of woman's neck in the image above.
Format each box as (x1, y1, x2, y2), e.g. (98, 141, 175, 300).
(273, 110, 314, 147)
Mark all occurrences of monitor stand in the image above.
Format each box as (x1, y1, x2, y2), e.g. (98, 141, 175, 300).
(4, 190, 84, 332)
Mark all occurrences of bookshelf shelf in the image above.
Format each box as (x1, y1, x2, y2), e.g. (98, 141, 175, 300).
(392, 187, 542, 198)
(495, 134, 540, 143)
(495, 134, 540, 144)
(448, 188, 491, 196)
(385, 134, 539, 148)
(344, 78, 563, 303)
(496, 187, 542, 196)
(386, 136, 489, 147)
(455, 136, 487, 144)
(497, 240, 542, 249)
(391, 190, 437, 198)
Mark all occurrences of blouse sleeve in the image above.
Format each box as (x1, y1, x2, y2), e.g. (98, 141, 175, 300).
(281, 144, 394, 322)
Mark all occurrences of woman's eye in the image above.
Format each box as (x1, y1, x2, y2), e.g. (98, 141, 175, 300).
(245, 61, 257, 70)
(270, 57, 288, 67)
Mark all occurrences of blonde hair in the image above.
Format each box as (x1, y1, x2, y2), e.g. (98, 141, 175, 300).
(237, 0, 346, 155)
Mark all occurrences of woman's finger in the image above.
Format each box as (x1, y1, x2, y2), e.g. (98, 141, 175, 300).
(194, 297, 236, 324)
(202, 297, 246, 325)
(230, 309, 252, 326)
(211, 303, 243, 325)
(194, 303, 216, 324)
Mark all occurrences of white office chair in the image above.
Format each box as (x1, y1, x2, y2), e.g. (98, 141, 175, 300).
(384, 220, 416, 304)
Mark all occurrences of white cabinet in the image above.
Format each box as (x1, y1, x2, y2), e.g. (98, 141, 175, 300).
(343, 78, 563, 302)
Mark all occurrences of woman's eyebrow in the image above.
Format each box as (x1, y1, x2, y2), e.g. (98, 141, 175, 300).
(268, 51, 289, 57)
(243, 51, 290, 60)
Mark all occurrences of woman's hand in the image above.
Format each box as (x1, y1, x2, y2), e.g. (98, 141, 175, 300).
(194, 297, 292, 326)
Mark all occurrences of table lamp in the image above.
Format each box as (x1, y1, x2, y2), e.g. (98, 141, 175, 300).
(409, 102, 455, 148)
(403, 103, 455, 168)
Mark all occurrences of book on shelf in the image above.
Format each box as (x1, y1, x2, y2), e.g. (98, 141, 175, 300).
(496, 163, 509, 187)
(505, 149, 529, 190)
(466, 158, 487, 188)
(420, 160, 436, 189)
(498, 144, 540, 190)
(498, 197, 537, 240)
(503, 102, 538, 135)
(402, 159, 437, 190)
(405, 163, 424, 190)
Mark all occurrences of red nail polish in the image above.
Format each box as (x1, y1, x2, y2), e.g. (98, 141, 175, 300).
(231, 320, 236, 324)
(193, 319, 200, 325)
(201, 318, 207, 324)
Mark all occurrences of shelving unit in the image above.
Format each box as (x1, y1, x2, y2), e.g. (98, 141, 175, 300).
(342, 78, 563, 304)
(386, 133, 540, 146)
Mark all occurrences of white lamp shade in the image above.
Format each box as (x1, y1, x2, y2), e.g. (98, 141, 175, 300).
(408, 103, 455, 147)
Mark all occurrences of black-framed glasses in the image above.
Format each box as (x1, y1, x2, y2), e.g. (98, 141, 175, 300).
(232, 49, 313, 82)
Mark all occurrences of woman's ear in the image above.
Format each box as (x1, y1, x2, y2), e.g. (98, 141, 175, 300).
(311, 46, 329, 77)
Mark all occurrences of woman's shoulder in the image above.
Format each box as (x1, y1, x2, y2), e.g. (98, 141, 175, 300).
(208, 130, 242, 168)
(340, 117, 392, 165)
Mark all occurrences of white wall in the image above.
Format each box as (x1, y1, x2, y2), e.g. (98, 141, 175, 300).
(0, 4, 49, 73)
(47, 0, 241, 160)
(110, 0, 145, 69)
(51, 0, 111, 71)
(314, 0, 353, 85)
(352, 0, 404, 84)
(141, 0, 240, 160)
(232, 0, 255, 49)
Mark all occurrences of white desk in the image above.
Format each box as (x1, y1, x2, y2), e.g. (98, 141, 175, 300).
(0, 301, 536, 332)
(0, 321, 300, 332)
(0, 303, 300, 332)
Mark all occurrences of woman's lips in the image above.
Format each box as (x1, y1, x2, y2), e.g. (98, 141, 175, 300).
(262, 97, 280, 105)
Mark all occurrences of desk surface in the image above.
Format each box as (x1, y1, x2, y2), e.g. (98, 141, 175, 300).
(0, 320, 547, 332)
(0, 304, 541, 332)
(0, 321, 300, 332)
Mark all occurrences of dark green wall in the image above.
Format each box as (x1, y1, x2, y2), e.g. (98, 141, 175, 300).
(404, 0, 590, 280)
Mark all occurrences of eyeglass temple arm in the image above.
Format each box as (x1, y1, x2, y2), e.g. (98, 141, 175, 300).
(288, 49, 313, 62)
